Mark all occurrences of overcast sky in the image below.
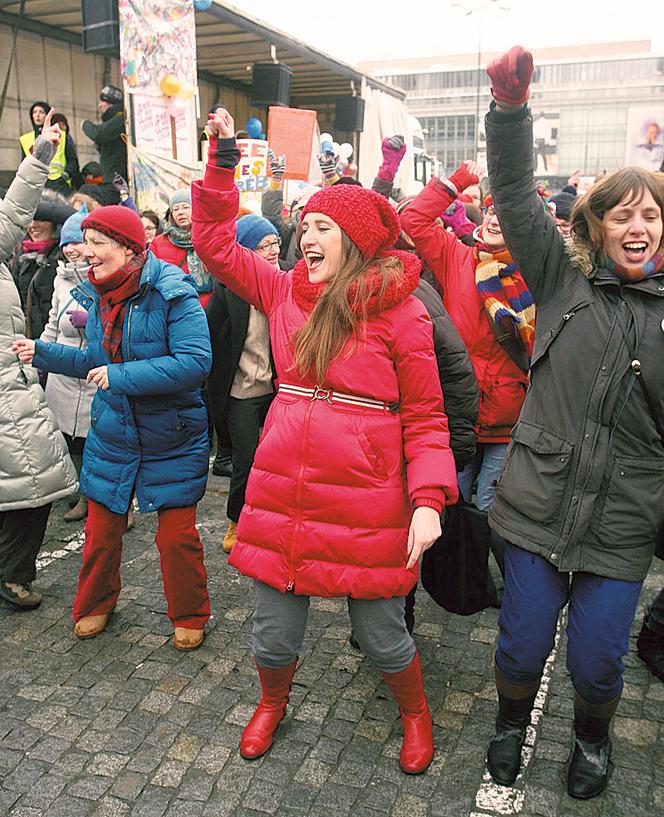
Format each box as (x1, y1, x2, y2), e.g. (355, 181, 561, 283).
(231, 0, 664, 66)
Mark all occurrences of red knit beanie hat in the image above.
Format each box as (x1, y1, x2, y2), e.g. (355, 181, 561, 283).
(301, 185, 400, 259)
(81, 205, 146, 254)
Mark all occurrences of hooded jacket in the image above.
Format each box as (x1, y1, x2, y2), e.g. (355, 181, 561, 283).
(485, 104, 664, 582)
(33, 253, 212, 515)
(192, 162, 458, 600)
(0, 154, 78, 511)
(400, 179, 529, 443)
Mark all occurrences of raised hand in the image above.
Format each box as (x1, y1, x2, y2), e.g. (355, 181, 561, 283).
(206, 107, 235, 139)
(487, 46, 534, 107)
(39, 108, 62, 144)
(377, 135, 407, 181)
(318, 151, 339, 183)
(267, 148, 286, 182)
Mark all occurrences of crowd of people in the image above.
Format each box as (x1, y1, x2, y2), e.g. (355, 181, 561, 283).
(2, 46, 664, 801)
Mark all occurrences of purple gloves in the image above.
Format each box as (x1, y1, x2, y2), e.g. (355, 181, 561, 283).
(441, 200, 475, 239)
(67, 309, 88, 329)
(377, 135, 406, 182)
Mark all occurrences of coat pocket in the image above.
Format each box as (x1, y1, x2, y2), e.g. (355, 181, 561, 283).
(358, 431, 390, 480)
(597, 456, 664, 548)
(496, 421, 574, 524)
(480, 376, 527, 432)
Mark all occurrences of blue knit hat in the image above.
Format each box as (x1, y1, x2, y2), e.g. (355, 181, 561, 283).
(169, 188, 191, 208)
(60, 204, 88, 247)
(236, 215, 278, 250)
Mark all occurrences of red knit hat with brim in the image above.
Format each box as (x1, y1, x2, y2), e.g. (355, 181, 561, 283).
(81, 205, 146, 254)
(301, 185, 400, 259)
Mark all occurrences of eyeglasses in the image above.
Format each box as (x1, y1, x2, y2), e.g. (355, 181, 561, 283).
(481, 206, 497, 218)
(255, 237, 282, 253)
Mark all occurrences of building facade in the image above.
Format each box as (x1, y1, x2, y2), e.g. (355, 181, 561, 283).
(361, 42, 664, 180)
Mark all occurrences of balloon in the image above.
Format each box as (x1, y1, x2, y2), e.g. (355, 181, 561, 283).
(167, 97, 186, 117)
(178, 81, 195, 100)
(321, 140, 334, 154)
(159, 74, 181, 97)
(246, 117, 263, 139)
(194, 0, 213, 10)
(339, 142, 353, 159)
(320, 132, 333, 144)
(331, 141, 340, 156)
(260, 132, 266, 141)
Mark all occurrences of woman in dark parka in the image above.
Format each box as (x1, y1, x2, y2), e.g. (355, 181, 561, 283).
(483, 46, 664, 800)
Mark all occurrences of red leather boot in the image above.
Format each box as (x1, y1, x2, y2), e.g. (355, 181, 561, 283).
(240, 660, 297, 759)
(380, 650, 434, 774)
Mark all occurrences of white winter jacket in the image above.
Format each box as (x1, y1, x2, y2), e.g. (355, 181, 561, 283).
(40, 260, 96, 438)
(0, 154, 78, 511)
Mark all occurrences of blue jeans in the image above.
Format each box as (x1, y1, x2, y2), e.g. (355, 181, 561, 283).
(458, 443, 508, 512)
(496, 543, 642, 704)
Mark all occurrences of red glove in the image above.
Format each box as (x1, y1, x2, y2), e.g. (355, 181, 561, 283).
(448, 163, 479, 194)
(487, 46, 533, 106)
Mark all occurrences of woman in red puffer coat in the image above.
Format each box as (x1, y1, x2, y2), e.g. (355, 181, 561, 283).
(193, 109, 458, 775)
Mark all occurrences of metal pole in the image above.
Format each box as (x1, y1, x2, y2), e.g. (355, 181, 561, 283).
(475, 14, 482, 161)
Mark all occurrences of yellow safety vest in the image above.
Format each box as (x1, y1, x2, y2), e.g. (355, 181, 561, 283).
(19, 130, 69, 185)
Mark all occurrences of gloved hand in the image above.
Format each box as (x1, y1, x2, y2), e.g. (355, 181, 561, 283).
(318, 151, 339, 185)
(267, 148, 286, 189)
(441, 200, 475, 238)
(487, 45, 534, 107)
(447, 162, 481, 195)
(112, 173, 129, 200)
(67, 309, 88, 329)
(377, 135, 407, 182)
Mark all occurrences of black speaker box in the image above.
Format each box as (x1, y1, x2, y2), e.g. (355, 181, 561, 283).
(81, 0, 119, 53)
(251, 63, 293, 107)
(335, 96, 365, 132)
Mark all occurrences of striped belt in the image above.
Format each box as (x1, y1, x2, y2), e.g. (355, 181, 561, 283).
(278, 383, 398, 412)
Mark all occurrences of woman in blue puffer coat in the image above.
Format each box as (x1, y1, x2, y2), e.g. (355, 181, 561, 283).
(13, 205, 212, 650)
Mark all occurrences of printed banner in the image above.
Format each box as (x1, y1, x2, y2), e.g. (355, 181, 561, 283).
(119, 0, 199, 168)
(129, 146, 201, 216)
(625, 105, 664, 172)
(235, 139, 269, 193)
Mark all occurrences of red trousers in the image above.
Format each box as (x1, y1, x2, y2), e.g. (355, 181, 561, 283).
(73, 499, 210, 629)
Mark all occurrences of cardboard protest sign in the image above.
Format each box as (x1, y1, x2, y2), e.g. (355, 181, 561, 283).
(267, 107, 317, 181)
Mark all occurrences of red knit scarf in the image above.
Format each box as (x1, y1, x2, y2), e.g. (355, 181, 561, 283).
(21, 238, 57, 255)
(88, 252, 146, 362)
(291, 250, 421, 314)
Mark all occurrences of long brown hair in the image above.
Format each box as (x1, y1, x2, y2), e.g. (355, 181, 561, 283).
(571, 166, 664, 252)
(292, 229, 401, 381)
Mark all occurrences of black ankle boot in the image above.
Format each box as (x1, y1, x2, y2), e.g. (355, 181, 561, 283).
(487, 715, 528, 785)
(486, 667, 539, 786)
(567, 691, 618, 800)
(637, 620, 664, 682)
(567, 733, 611, 799)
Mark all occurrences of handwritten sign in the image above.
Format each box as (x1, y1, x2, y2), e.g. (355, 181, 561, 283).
(234, 139, 269, 192)
(267, 107, 317, 181)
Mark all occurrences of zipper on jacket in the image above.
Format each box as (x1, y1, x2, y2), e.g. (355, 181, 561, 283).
(561, 310, 576, 321)
(287, 399, 315, 592)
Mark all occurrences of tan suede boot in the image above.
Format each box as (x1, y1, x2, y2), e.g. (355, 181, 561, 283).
(222, 520, 237, 553)
(64, 497, 88, 522)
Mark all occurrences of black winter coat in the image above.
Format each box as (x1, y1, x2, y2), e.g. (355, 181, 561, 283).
(82, 104, 127, 183)
(414, 279, 478, 469)
(486, 104, 664, 582)
(12, 243, 60, 339)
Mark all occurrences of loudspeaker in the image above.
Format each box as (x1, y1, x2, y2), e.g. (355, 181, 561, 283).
(81, 0, 119, 53)
(251, 63, 292, 107)
(335, 96, 365, 132)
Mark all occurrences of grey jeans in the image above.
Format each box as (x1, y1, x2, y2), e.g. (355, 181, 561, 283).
(252, 581, 416, 673)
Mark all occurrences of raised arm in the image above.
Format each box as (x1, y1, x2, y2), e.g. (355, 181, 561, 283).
(371, 135, 407, 199)
(485, 46, 568, 305)
(192, 108, 285, 314)
(399, 165, 477, 291)
(0, 110, 60, 261)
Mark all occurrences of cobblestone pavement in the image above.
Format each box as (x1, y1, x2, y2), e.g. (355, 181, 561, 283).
(1, 470, 663, 817)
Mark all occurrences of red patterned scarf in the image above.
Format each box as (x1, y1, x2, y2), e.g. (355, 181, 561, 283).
(291, 250, 421, 314)
(88, 252, 146, 362)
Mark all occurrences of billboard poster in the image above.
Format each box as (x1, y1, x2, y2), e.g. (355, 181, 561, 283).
(625, 106, 664, 171)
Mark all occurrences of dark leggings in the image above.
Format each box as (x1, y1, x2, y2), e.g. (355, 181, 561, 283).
(0, 504, 52, 584)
